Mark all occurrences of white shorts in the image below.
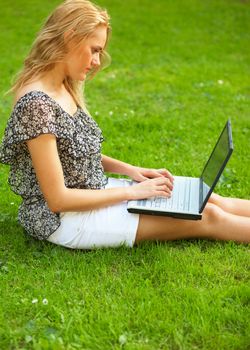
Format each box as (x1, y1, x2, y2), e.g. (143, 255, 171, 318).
(47, 178, 140, 249)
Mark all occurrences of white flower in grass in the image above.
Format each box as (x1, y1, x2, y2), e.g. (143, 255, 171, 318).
(10, 202, 14, 205)
(42, 298, 48, 305)
(119, 334, 127, 345)
(25, 335, 33, 343)
(60, 313, 65, 324)
(109, 110, 113, 116)
(94, 111, 99, 116)
(218, 80, 224, 85)
(32, 298, 38, 304)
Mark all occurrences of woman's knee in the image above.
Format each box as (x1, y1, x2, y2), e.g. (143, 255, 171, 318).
(209, 193, 222, 205)
(203, 202, 226, 227)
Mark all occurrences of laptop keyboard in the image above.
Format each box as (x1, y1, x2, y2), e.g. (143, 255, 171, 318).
(136, 177, 195, 212)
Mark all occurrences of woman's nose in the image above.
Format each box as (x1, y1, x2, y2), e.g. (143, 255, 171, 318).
(92, 53, 100, 67)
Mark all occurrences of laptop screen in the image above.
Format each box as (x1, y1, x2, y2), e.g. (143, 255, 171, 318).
(199, 120, 233, 212)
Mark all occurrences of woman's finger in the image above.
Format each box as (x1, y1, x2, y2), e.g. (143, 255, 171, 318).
(157, 168, 174, 182)
(154, 176, 173, 190)
(144, 169, 164, 178)
(157, 185, 172, 194)
(136, 174, 148, 182)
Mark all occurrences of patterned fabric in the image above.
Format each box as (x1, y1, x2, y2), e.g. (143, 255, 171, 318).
(0, 91, 107, 240)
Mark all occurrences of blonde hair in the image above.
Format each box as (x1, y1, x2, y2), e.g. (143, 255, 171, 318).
(8, 0, 111, 110)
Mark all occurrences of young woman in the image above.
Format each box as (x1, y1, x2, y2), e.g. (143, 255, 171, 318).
(0, 0, 249, 249)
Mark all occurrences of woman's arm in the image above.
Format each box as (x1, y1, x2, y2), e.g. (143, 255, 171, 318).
(101, 154, 133, 176)
(26, 135, 172, 213)
(102, 154, 174, 183)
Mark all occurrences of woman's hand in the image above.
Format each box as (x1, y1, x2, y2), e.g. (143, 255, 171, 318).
(101, 155, 174, 186)
(127, 176, 173, 201)
(128, 165, 174, 184)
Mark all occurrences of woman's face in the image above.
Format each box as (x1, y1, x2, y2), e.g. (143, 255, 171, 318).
(64, 25, 107, 81)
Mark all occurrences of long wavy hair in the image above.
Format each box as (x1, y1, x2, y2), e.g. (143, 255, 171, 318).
(8, 0, 111, 110)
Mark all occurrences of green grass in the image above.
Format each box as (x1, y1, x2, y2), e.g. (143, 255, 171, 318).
(0, 0, 250, 349)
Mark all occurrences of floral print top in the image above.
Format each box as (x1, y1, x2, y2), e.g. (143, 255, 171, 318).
(0, 91, 107, 240)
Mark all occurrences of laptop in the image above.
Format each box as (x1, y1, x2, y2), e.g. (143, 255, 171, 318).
(127, 120, 233, 220)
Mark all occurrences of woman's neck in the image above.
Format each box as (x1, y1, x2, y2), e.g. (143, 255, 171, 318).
(38, 63, 67, 94)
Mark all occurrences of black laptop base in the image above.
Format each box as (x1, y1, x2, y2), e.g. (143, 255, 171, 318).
(127, 208, 202, 220)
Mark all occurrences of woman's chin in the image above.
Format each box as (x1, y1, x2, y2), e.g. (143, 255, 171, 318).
(79, 74, 87, 81)
(69, 71, 89, 81)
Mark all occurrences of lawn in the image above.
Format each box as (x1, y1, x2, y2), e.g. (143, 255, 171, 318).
(0, 0, 250, 349)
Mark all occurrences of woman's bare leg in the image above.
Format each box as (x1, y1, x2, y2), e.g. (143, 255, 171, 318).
(209, 193, 250, 217)
(135, 203, 250, 244)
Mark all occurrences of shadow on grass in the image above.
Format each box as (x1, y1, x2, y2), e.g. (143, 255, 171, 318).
(1, 220, 243, 268)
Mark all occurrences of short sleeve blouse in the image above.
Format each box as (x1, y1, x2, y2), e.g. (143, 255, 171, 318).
(0, 91, 107, 240)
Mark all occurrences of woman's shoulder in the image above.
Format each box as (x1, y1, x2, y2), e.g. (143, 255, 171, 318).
(14, 83, 49, 105)
(14, 84, 77, 118)
(11, 85, 58, 126)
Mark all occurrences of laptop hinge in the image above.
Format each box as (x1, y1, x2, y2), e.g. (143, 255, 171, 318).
(199, 177, 203, 213)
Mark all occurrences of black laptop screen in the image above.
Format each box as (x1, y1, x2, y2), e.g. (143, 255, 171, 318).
(199, 121, 233, 211)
